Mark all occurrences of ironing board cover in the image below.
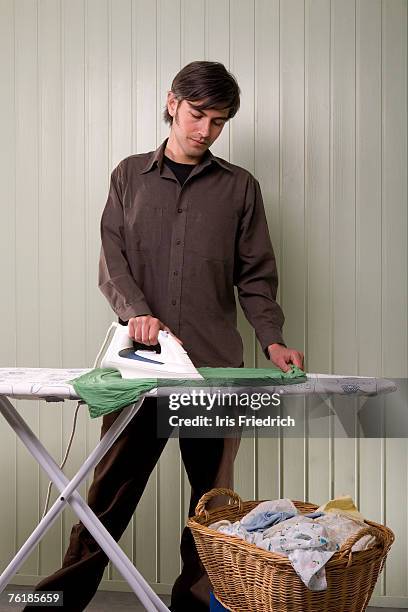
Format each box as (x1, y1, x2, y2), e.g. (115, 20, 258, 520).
(70, 366, 306, 418)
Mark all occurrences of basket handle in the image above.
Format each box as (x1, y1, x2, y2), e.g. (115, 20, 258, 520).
(338, 525, 385, 567)
(194, 488, 243, 521)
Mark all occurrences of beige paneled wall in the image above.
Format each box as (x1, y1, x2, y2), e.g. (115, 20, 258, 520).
(0, 0, 407, 606)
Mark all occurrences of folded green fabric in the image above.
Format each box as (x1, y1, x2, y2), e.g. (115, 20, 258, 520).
(69, 365, 306, 419)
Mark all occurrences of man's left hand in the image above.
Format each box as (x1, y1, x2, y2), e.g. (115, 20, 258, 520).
(267, 343, 304, 373)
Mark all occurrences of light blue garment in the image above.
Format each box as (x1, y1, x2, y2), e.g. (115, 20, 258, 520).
(305, 511, 324, 520)
(242, 510, 324, 532)
(244, 511, 297, 532)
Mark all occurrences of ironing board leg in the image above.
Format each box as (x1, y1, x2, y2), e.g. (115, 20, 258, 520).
(0, 397, 142, 590)
(0, 395, 169, 612)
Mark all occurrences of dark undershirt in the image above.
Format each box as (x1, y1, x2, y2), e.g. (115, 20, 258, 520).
(164, 155, 195, 186)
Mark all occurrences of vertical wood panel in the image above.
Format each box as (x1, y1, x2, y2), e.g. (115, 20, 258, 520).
(132, 0, 160, 585)
(111, 0, 132, 168)
(61, 1, 86, 369)
(181, 0, 205, 63)
(305, 0, 331, 374)
(331, 0, 357, 508)
(356, 0, 384, 595)
(109, 0, 134, 582)
(0, 0, 17, 571)
(280, 0, 305, 352)
(14, 0, 40, 576)
(86, 0, 110, 365)
(280, 0, 306, 502)
(305, 0, 331, 503)
(230, 0, 256, 500)
(205, 0, 229, 66)
(157, 0, 181, 144)
(0, 0, 17, 367)
(356, 0, 382, 377)
(386, 439, 408, 596)
(229, 0, 255, 379)
(134, 0, 157, 153)
(331, 0, 357, 375)
(255, 0, 281, 501)
(382, 0, 408, 596)
(204, 0, 230, 160)
(255, 0, 280, 366)
(37, 0, 63, 576)
(61, 0, 88, 558)
(382, 0, 408, 379)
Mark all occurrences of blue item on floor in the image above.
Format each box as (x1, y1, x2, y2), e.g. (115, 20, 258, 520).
(210, 591, 228, 611)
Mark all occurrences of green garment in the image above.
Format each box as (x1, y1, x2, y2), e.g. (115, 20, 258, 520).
(70, 366, 306, 419)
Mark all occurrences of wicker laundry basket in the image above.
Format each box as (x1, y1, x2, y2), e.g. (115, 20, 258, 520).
(188, 488, 394, 612)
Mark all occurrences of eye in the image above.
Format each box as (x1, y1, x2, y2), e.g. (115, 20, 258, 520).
(191, 112, 202, 119)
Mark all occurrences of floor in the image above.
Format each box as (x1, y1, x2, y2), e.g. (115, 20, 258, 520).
(0, 586, 403, 611)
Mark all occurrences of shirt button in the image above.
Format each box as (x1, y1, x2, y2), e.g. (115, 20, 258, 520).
(174, 271, 178, 276)
(177, 208, 183, 213)
(176, 239, 181, 245)
(171, 299, 177, 305)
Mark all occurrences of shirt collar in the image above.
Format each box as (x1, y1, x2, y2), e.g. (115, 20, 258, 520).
(139, 139, 233, 175)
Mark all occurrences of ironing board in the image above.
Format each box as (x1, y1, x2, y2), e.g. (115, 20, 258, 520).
(0, 368, 397, 611)
(0, 368, 169, 612)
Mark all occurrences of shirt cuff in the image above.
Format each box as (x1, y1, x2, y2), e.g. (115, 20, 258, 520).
(116, 300, 152, 321)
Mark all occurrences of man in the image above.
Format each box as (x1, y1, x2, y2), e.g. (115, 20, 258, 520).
(28, 61, 303, 611)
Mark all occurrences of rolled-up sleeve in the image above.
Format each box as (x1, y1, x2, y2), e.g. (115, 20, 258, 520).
(234, 176, 285, 351)
(98, 164, 152, 320)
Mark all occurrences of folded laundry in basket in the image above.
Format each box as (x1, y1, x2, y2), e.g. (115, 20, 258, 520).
(240, 499, 323, 532)
(209, 503, 375, 592)
(314, 512, 375, 551)
(265, 516, 338, 590)
(210, 514, 338, 590)
(209, 519, 272, 551)
(317, 494, 364, 521)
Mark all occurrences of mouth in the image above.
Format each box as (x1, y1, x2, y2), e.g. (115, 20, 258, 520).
(190, 138, 208, 147)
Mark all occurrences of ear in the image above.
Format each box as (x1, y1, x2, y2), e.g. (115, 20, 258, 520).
(167, 91, 178, 118)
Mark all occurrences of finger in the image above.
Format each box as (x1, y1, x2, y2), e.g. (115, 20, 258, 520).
(141, 317, 158, 346)
(133, 318, 145, 343)
(291, 352, 304, 369)
(273, 357, 290, 373)
(148, 320, 161, 345)
(127, 318, 135, 339)
(129, 317, 143, 342)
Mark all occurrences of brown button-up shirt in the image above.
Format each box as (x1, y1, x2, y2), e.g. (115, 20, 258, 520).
(99, 139, 285, 367)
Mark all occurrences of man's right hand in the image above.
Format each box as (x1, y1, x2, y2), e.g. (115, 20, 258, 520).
(128, 315, 182, 346)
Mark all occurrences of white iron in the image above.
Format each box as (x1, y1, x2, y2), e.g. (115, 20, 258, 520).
(95, 322, 203, 380)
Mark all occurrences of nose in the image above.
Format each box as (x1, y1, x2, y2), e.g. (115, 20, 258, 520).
(198, 119, 211, 139)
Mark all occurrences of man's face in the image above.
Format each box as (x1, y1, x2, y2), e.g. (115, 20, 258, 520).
(167, 93, 229, 160)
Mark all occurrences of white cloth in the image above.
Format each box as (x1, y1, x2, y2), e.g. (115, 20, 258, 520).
(315, 512, 375, 552)
(263, 515, 338, 590)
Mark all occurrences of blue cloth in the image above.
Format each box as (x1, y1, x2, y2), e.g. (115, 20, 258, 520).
(305, 511, 324, 519)
(244, 511, 296, 532)
(210, 592, 228, 611)
(242, 510, 325, 532)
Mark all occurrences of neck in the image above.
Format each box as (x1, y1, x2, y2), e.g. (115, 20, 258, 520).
(165, 133, 202, 164)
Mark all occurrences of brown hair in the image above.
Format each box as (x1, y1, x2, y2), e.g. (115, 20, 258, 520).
(163, 61, 240, 125)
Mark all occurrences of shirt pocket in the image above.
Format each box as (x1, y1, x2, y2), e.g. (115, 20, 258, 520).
(124, 204, 163, 252)
(185, 208, 238, 262)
